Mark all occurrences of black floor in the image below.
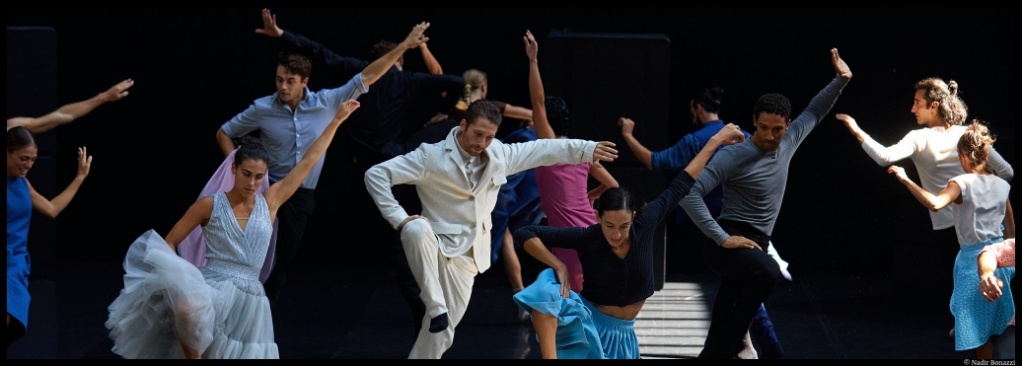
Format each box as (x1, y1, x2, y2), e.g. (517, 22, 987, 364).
(8, 256, 982, 360)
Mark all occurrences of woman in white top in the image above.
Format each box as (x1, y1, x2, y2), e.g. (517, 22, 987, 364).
(888, 120, 1014, 359)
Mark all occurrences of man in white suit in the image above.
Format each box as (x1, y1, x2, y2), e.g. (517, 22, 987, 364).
(365, 100, 618, 359)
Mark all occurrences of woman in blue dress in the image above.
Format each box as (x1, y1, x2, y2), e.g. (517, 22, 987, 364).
(7, 128, 94, 347)
(105, 100, 359, 359)
(7, 78, 133, 347)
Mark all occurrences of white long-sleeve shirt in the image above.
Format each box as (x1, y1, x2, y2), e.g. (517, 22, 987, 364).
(860, 125, 1014, 230)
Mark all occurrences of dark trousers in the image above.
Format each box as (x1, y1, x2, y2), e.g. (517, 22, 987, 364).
(750, 304, 784, 358)
(263, 186, 316, 309)
(698, 220, 781, 359)
(7, 315, 25, 348)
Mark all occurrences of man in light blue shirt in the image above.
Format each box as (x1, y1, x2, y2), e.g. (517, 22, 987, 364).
(216, 22, 431, 314)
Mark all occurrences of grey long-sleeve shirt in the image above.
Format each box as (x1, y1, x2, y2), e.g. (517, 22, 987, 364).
(679, 75, 849, 245)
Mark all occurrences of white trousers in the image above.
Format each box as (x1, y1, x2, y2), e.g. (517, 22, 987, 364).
(401, 219, 478, 359)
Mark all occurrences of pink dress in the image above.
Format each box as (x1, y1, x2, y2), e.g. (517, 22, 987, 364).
(535, 162, 596, 292)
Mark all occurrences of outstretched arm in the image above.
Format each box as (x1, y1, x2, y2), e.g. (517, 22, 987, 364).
(617, 117, 654, 170)
(253, 8, 283, 38)
(7, 79, 134, 134)
(835, 113, 870, 144)
(420, 42, 443, 75)
(524, 30, 556, 140)
(832, 47, 853, 80)
(640, 124, 744, 227)
(785, 48, 852, 146)
(888, 165, 961, 211)
(503, 103, 534, 122)
(501, 137, 616, 176)
(254, 8, 366, 73)
(684, 124, 744, 181)
(835, 113, 917, 166)
(27, 147, 92, 219)
(360, 22, 430, 88)
(591, 142, 619, 166)
(265, 100, 360, 212)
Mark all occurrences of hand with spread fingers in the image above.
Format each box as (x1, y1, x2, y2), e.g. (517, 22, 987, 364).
(254, 8, 284, 38)
(592, 141, 618, 164)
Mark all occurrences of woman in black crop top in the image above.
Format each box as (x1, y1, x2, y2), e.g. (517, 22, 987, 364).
(512, 123, 744, 359)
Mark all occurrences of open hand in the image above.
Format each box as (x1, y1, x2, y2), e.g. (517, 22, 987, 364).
(835, 113, 858, 129)
(831, 48, 852, 80)
(979, 274, 1004, 302)
(592, 141, 618, 165)
(721, 235, 762, 251)
(524, 30, 538, 61)
(402, 22, 430, 50)
(76, 146, 93, 178)
(255, 8, 284, 38)
(555, 267, 571, 299)
(102, 79, 134, 102)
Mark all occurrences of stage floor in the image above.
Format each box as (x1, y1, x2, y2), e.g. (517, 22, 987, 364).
(9, 258, 978, 359)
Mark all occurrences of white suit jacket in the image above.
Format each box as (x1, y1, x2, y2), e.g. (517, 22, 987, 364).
(365, 126, 597, 273)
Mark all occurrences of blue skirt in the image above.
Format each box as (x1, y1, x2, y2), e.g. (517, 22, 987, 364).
(513, 268, 640, 359)
(951, 238, 1015, 351)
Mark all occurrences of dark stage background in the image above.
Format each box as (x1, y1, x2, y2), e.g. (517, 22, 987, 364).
(8, 8, 1015, 284)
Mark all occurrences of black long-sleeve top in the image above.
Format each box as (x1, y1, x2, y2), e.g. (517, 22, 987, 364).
(280, 30, 466, 160)
(513, 171, 696, 307)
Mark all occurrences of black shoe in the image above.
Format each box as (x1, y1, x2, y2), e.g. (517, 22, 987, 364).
(429, 313, 449, 333)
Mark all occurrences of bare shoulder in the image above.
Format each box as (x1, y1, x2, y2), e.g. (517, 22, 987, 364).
(192, 195, 216, 213)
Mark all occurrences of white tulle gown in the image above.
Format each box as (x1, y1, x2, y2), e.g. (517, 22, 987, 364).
(106, 192, 279, 359)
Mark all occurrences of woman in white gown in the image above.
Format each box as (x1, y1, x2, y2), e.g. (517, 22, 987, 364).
(105, 99, 360, 359)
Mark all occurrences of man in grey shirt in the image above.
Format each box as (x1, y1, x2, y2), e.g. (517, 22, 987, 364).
(679, 48, 853, 359)
(216, 22, 431, 313)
